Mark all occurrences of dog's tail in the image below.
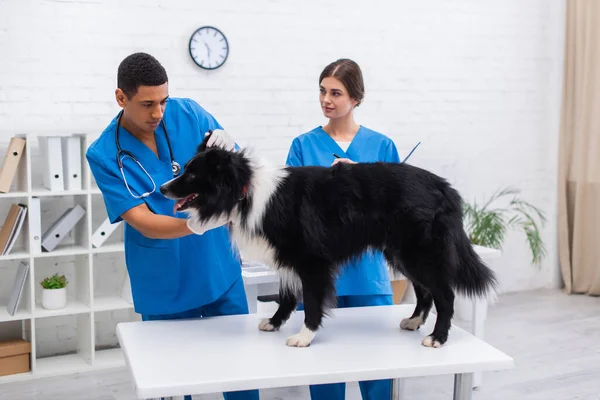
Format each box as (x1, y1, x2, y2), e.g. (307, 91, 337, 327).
(435, 184, 498, 300)
(451, 228, 499, 300)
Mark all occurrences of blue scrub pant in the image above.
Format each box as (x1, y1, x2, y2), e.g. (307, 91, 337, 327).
(142, 276, 260, 400)
(299, 294, 393, 400)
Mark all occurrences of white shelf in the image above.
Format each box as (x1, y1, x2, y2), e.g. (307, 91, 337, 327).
(0, 308, 32, 323)
(35, 353, 90, 377)
(0, 191, 28, 199)
(0, 348, 126, 384)
(0, 133, 133, 383)
(0, 249, 30, 261)
(36, 244, 89, 258)
(93, 296, 133, 312)
(34, 300, 90, 318)
(91, 242, 124, 254)
(30, 188, 89, 197)
(94, 347, 125, 368)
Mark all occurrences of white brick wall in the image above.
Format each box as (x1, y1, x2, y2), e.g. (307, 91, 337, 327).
(0, 0, 566, 354)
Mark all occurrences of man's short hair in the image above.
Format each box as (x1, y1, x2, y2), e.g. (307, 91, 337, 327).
(117, 52, 168, 98)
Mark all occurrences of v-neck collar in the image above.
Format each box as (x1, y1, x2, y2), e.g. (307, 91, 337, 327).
(117, 120, 171, 173)
(316, 125, 364, 159)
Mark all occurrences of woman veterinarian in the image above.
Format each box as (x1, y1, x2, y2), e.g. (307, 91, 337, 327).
(86, 52, 259, 400)
(285, 58, 401, 400)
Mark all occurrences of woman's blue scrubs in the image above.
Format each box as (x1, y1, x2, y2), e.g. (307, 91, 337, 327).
(86, 98, 259, 400)
(286, 126, 401, 400)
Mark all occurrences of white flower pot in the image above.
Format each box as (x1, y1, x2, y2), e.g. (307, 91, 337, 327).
(42, 287, 67, 310)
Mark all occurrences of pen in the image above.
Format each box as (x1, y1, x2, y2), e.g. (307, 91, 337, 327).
(333, 153, 342, 159)
(402, 141, 421, 164)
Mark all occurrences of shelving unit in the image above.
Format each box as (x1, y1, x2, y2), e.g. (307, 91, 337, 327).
(0, 133, 136, 383)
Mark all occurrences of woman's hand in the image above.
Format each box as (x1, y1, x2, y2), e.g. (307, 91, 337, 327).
(332, 157, 357, 166)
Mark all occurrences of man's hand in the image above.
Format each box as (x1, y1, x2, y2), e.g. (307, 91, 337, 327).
(121, 204, 192, 239)
(332, 157, 357, 166)
(186, 214, 231, 235)
(206, 129, 236, 151)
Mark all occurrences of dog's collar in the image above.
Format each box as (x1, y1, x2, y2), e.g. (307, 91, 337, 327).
(239, 185, 247, 200)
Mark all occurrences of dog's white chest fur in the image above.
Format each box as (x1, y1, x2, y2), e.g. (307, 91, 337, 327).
(233, 231, 279, 267)
(230, 158, 288, 269)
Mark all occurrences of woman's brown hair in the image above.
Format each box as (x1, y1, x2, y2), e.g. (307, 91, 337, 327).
(319, 58, 365, 107)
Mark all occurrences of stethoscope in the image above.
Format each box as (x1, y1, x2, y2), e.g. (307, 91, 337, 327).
(115, 110, 181, 198)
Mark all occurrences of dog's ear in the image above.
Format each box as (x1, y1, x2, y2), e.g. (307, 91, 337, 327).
(197, 130, 213, 153)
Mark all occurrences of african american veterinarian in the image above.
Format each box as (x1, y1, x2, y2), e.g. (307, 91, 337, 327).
(285, 58, 401, 400)
(86, 52, 260, 400)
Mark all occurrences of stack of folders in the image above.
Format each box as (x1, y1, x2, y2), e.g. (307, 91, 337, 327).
(0, 137, 26, 193)
(39, 136, 82, 192)
(6, 261, 29, 316)
(0, 204, 28, 256)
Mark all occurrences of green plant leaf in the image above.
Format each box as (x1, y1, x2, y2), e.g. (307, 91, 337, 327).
(463, 187, 546, 268)
(40, 273, 68, 289)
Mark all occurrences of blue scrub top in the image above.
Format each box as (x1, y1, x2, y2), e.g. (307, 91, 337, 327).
(285, 126, 401, 297)
(86, 98, 242, 316)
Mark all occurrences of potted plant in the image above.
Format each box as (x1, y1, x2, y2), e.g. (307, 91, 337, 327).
(40, 273, 68, 310)
(462, 187, 547, 266)
(455, 187, 547, 322)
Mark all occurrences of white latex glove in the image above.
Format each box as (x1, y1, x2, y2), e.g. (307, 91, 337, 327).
(186, 214, 231, 235)
(205, 129, 236, 151)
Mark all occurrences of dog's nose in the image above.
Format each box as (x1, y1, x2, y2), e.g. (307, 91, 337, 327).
(159, 185, 167, 195)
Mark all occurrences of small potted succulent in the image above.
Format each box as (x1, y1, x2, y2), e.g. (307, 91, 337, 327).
(40, 273, 68, 310)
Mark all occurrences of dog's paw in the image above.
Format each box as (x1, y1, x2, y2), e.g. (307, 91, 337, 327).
(421, 335, 442, 348)
(258, 318, 277, 332)
(285, 324, 316, 347)
(400, 316, 423, 331)
(285, 333, 312, 347)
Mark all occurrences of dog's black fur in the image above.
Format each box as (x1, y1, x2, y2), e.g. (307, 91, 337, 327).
(160, 134, 498, 348)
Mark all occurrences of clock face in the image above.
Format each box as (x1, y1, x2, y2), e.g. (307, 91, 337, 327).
(188, 26, 229, 70)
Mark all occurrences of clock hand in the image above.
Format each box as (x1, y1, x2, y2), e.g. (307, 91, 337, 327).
(204, 42, 211, 58)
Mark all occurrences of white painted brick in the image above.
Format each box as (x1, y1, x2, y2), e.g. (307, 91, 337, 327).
(0, 0, 566, 356)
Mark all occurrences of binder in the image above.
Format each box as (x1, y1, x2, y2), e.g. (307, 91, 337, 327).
(91, 218, 122, 248)
(0, 203, 26, 255)
(41, 204, 86, 252)
(0, 137, 26, 193)
(39, 136, 64, 192)
(3, 204, 27, 255)
(61, 136, 82, 191)
(6, 261, 29, 316)
(29, 197, 42, 254)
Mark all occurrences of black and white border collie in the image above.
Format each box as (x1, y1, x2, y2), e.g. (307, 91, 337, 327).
(160, 134, 497, 348)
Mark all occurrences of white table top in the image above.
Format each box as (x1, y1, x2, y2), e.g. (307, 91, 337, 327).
(117, 304, 513, 399)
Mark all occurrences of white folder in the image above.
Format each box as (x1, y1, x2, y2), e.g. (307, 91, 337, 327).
(29, 197, 42, 254)
(61, 136, 82, 191)
(39, 137, 64, 192)
(6, 261, 29, 316)
(91, 218, 122, 248)
(41, 204, 86, 252)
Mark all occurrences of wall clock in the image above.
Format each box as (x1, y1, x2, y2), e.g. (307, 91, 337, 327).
(188, 26, 229, 70)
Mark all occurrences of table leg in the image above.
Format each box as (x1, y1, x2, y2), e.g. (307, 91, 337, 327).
(471, 298, 487, 388)
(245, 283, 258, 314)
(453, 373, 474, 400)
(391, 378, 405, 399)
